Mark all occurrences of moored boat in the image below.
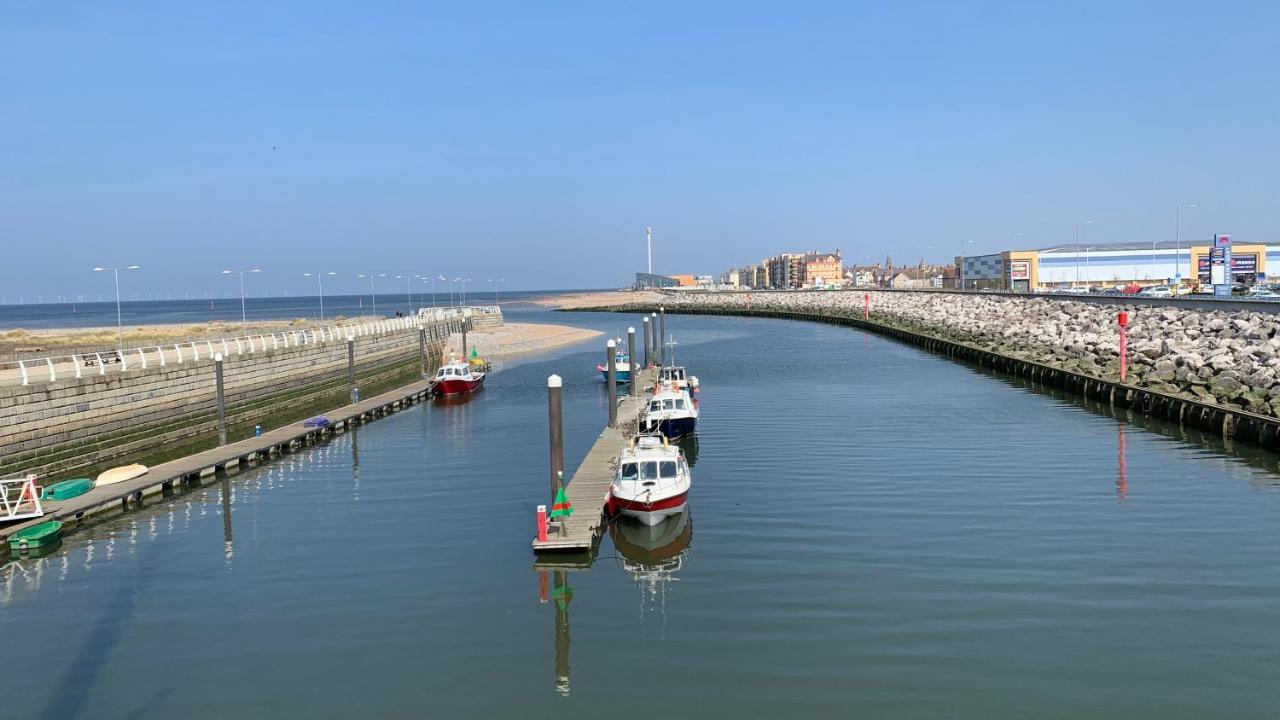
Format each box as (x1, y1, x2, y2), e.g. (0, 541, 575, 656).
(42, 478, 93, 501)
(641, 384, 698, 440)
(9, 520, 63, 551)
(658, 365, 699, 393)
(432, 362, 485, 396)
(597, 351, 633, 383)
(96, 464, 147, 486)
(607, 434, 692, 526)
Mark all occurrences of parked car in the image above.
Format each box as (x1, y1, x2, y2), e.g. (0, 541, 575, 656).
(1140, 285, 1173, 298)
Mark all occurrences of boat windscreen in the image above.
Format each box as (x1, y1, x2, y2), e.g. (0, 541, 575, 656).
(639, 461, 658, 480)
(620, 463, 638, 480)
(674, 399, 685, 410)
(662, 399, 674, 410)
(659, 461, 677, 478)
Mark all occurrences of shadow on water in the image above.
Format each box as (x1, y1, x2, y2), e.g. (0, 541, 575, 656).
(967, 362, 1280, 484)
(38, 522, 184, 719)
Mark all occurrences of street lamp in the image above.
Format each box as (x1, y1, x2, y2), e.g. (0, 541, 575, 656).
(303, 272, 336, 319)
(221, 268, 261, 330)
(423, 275, 436, 307)
(958, 240, 974, 290)
(452, 277, 462, 307)
(357, 273, 387, 316)
(1075, 220, 1092, 287)
(1009, 233, 1024, 291)
(93, 265, 140, 348)
(1176, 203, 1197, 293)
(488, 278, 504, 305)
(396, 274, 414, 316)
(439, 275, 451, 307)
(461, 278, 472, 306)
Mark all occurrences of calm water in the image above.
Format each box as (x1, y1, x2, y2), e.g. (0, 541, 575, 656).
(3, 307, 1279, 719)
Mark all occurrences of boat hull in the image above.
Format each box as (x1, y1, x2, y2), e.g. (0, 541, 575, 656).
(9, 521, 63, 551)
(609, 491, 689, 527)
(598, 367, 632, 383)
(96, 464, 147, 486)
(643, 416, 697, 440)
(43, 478, 93, 501)
(434, 375, 484, 396)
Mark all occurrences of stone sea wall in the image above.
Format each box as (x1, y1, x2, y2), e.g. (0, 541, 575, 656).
(648, 290, 1280, 418)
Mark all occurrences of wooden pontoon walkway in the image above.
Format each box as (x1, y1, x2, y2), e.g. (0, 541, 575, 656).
(532, 367, 657, 555)
(0, 377, 440, 548)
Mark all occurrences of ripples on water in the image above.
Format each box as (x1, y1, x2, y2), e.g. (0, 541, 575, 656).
(2, 310, 1279, 718)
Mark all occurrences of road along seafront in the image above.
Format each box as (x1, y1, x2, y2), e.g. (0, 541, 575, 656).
(569, 289, 1280, 449)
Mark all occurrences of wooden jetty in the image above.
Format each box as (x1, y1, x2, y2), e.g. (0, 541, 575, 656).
(0, 377, 440, 549)
(532, 366, 657, 556)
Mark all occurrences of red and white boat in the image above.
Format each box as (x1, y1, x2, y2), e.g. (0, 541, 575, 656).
(431, 362, 485, 396)
(607, 434, 692, 526)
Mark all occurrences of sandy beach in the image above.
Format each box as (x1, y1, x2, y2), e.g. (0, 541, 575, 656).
(535, 289, 662, 310)
(446, 322, 602, 360)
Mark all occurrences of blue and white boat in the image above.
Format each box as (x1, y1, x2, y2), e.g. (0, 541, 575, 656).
(597, 351, 632, 383)
(642, 384, 698, 439)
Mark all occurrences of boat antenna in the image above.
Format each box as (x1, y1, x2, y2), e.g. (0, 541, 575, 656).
(663, 334, 678, 366)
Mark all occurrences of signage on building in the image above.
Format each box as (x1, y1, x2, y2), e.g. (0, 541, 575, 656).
(1009, 261, 1030, 281)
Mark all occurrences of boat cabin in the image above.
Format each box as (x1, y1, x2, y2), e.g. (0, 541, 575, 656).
(659, 367, 687, 383)
(435, 364, 476, 379)
(647, 393, 692, 415)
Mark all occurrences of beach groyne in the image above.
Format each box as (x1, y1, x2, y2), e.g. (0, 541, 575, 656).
(572, 290, 1280, 445)
(0, 315, 467, 480)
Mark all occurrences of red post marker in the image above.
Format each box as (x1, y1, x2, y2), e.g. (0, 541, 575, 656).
(864, 292, 870, 320)
(1117, 312, 1129, 383)
(537, 504, 548, 542)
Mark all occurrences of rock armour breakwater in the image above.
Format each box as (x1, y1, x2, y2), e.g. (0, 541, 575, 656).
(587, 290, 1280, 421)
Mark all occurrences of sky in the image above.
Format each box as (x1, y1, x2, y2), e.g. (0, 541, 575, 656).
(2, 1, 1278, 297)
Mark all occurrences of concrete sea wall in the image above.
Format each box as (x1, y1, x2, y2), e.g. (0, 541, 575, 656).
(0, 317, 464, 479)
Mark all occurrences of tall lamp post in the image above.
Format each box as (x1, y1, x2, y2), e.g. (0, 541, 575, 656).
(358, 273, 386, 316)
(303, 271, 335, 319)
(461, 278, 472, 307)
(1075, 220, 1092, 288)
(452, 277, 462, 307)
(1009, 233, 1023, 291)
(396, 274, 414, 315)
(221, 268, 261, 330)
(1176, 203, 1197, 294)
(93, 265, 140, 348)
(958, 240, 974, 290)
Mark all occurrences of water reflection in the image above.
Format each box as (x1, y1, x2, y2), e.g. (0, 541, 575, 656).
(609, 511, 693, 639)
(553, 569, 572, 697)
(220, 476, 234, 563)
(1117, 423, 1128, 501)
(675, 435, 699, 468)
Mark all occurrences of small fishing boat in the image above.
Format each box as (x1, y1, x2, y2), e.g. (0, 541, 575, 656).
(608, 434, 693, 526)
(597, 351, 633, 384)
(642, 384, 699, 440)
(96, 464, 147, 486)
(303, 416, 331, 428)
(9, 520, 63, 551)
(42, 478, 93, 501)
(658, 365, 699, 393)
(431, 362, 485, 397)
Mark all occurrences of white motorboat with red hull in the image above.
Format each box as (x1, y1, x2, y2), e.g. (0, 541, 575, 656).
(608, 434, 692, 526)
(432, 362, 485, 396)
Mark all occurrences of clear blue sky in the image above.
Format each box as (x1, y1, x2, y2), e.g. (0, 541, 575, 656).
(2, 1, 1277, 297)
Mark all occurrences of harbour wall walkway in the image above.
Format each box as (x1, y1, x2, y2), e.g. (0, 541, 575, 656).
(0, 310, 484, 480)
(577, 292, 1280, 449)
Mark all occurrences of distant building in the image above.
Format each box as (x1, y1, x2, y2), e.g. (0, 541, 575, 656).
(801, 251, 843, 288)
(634, 272, 679, 289)
(666, 274, 698, 287)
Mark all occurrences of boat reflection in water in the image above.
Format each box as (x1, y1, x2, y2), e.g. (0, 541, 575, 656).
(609, 510, 693, 637)
(674, 435, 699, 468)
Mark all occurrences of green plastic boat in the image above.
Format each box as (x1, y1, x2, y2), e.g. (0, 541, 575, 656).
(42, 478, 93, 501)
(9, 520, 63, 551)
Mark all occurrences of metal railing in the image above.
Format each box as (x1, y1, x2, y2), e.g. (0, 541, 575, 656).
(1, 307, 476, 388)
